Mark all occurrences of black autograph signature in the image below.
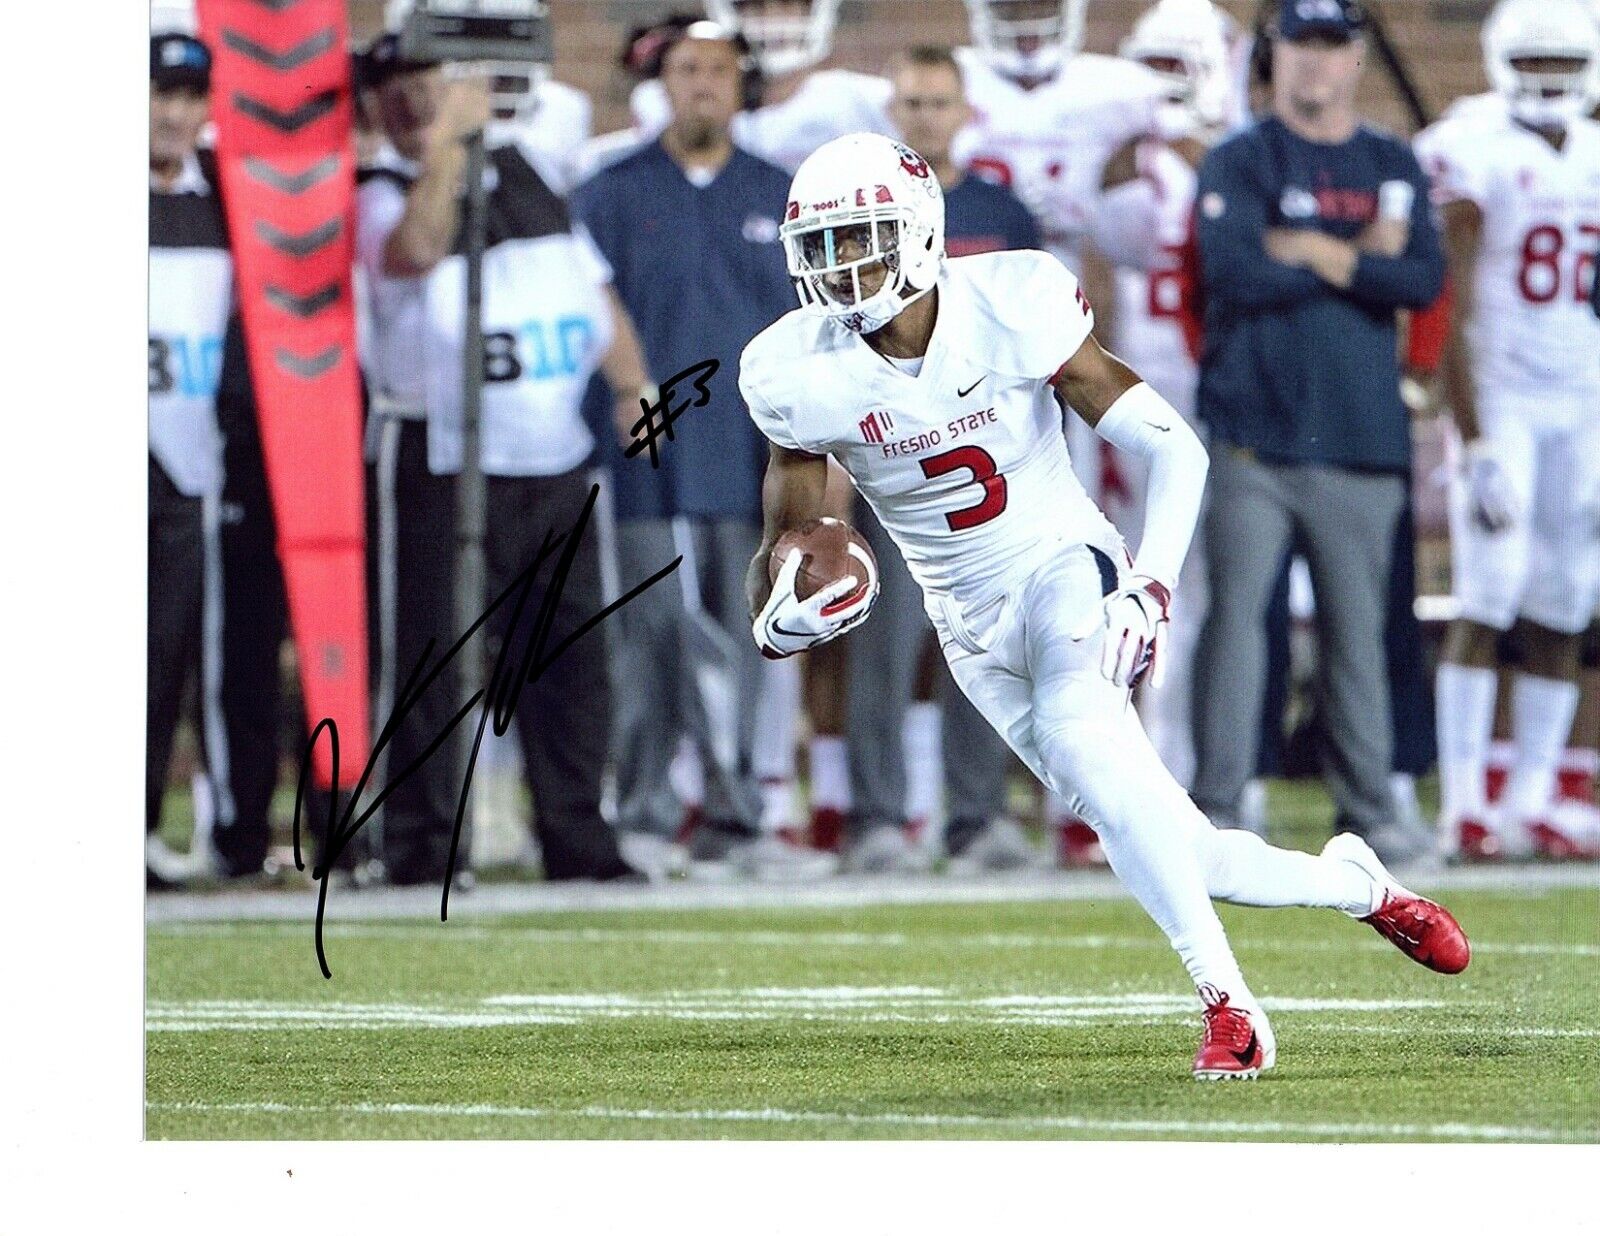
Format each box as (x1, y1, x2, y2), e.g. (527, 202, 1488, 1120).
(625, 359, 720, 468)
(292, 482, 679, 978)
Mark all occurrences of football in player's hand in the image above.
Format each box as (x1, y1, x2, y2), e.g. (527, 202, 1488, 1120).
(771, 517, 876, 604)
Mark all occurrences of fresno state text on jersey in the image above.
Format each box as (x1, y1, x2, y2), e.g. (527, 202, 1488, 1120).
(740, 248, 1124, 609)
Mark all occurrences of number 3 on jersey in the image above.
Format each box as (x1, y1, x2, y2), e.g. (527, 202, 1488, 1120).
(921, 445, 1008, 532)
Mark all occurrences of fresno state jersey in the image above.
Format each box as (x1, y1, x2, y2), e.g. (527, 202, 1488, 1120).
(952, 49, 1167, 271)
(1415, 109, 1600, 408)
(630, 69, 893, 172)
(1093, 140, 1202, 416)
(740, 250, 1125, 611)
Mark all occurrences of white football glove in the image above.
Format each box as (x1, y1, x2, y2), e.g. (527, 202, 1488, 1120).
(1464, 439, 1516, 534)
(752, 547, 877, 660)
(1070, 575, 1172, 690)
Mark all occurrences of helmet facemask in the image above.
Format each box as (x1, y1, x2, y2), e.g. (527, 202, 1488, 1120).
(1136, 47, 1228, 133)
(1120, 0, 1234, 135)
(784, 210, 933, 334)
(1503, 53, 1596, 127)
(966, 0, 1086, 82)
(705, 0, 839, 77)
(1483, 0, 1600, 130)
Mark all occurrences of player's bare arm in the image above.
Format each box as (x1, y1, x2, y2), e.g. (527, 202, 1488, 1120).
(1437, 198, 1486, 444)
(1048, 329, 1142, 425)
(598, 285, 655, 448)
(1436, 197, 1515, 536)
(1101, 137, 1142, 191)
(1102, 134, 1208, 191)
(746, 441, 830, 618)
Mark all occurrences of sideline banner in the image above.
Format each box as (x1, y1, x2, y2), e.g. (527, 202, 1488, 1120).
(197, 0, 369, 787)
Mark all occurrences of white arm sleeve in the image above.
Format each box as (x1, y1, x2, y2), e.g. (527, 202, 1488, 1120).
(1093, 382, 1208, 592)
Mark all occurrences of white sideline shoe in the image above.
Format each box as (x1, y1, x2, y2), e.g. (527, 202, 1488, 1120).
(947, 818, 1039, 875)
(843, 825, 932, 875)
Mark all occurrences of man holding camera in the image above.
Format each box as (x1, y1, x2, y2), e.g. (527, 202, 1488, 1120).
(356, 35, 649, 883)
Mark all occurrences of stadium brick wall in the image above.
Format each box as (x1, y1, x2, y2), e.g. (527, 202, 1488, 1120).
(350, 1, 1499, 136)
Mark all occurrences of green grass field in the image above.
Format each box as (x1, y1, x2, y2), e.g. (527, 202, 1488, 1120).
(146, 871, 1600, 1141)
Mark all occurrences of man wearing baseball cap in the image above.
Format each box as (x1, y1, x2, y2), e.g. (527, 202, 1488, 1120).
(148, 30, 229, 885)
(150, 33, 212, 189)
(1189, 0, 1446, 864)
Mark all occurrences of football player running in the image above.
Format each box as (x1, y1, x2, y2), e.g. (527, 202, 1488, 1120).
(1089, 0, 1239, 790)
(742, 132, 1470, 1080)
(1415, 0, 1600, 862)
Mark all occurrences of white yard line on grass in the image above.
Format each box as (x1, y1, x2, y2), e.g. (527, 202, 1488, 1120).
(147, 920, 1600, 959)
(142, 863, 1600, 923)
(143, 1099, 1589, 1142)
(144, 990, 1459, 1033)
(1323, 1024, 1600, 1039)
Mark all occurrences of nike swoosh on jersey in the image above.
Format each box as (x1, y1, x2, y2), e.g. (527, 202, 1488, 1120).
(957, 378, 984, 398)
(1146, 421, 1171, 432)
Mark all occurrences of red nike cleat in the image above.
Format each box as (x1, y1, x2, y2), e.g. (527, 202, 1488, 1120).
(1556, 766, 1594, 806)
(1324, 832, 1471, 974)
(1362, 890, 1472, 974)
(1192, 986, 1271, 1081)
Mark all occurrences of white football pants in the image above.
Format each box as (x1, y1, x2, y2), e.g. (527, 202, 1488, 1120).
(1449, 400, 1600, 636)
(926, 540, 1373, 998)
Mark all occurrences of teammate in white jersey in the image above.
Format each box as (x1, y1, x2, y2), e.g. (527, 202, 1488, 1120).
(742, 132, 1469, 1079)
(954, 2, 1173, 855)
(1096, 0, 1236, 404)
(1088, 0, 1237, 789)
(1416, 0, 1600, 861)
(619, 2, 892, 174)
(954, 1, 1170, 273)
